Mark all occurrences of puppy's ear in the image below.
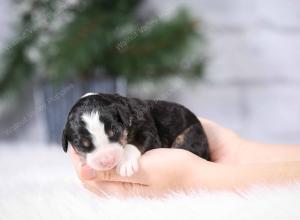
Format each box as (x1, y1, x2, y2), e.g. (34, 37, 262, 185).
(116, 104, 132, 127)
(62, 129, 68, 152)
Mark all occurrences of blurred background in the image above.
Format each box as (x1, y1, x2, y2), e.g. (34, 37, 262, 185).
(0, 0, 300, 146)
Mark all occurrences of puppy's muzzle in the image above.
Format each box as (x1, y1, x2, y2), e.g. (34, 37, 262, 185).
(86, 146, 124, 171)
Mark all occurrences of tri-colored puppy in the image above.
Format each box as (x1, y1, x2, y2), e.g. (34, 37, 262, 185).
(62, 93, 210, 177)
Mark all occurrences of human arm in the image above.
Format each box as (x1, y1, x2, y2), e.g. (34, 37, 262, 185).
(189, 159, 300, 191)
(200, 118, 300, 164)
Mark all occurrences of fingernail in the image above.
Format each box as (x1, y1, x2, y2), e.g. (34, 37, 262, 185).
(81, 165, 96, 180)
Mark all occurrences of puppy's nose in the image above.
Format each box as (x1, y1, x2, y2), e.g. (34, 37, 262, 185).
(87, 146, 124, 171)
(98, 155, 116, 168)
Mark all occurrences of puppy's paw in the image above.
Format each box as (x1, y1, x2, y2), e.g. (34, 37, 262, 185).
(116, 157, 139, 177)
(116, 144, 141, 177)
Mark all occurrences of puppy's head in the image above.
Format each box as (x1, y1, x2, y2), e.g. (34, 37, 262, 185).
(62, 93, 131, 171)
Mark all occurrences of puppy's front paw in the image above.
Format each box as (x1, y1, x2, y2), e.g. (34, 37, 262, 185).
(116, 144, 141, 177)
(116, 157, 139, 177)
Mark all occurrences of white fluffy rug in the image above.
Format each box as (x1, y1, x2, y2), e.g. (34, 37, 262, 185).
(0, 143, 300, 220)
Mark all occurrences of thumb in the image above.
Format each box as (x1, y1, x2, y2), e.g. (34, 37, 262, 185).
(81, 164, 97, 180)
(70, 147, 96, 180)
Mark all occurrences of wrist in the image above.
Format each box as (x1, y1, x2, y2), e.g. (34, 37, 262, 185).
(189, 161, 300, 192)
(241, 141, 300, 164)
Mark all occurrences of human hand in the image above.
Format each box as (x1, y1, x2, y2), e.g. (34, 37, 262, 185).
(70, 147, 214, 198)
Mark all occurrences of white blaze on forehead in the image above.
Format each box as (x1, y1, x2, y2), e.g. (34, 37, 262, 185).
(81, 92, 98, 98)
(82, 111, 125, 171)
(81, 111, 109, 148)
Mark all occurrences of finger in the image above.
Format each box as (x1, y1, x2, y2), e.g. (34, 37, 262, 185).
(198, 117, 220, 130)
(69, 147, 96, 180)
(198, 117, 212, 124)
(69, 147, 81, 176)
(70, 147, 85, 166)
(198, 117, 234, 135)
(81, 181, 112, 197)
(94, 166, 149, 185)
(80, 164, 97, 180)
(82, 180, 154, 198)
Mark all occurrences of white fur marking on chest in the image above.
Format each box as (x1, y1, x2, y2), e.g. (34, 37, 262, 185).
(81, 111, 109, 148)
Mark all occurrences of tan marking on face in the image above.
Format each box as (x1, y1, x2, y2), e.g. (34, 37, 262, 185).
(108, 130, 114, 137)
(120, 129, 128, 146)
(174, 133, 185, 145)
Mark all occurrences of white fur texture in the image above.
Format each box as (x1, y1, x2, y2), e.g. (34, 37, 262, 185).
(82, 111, 108, 149)
(0, 143, 300, 220)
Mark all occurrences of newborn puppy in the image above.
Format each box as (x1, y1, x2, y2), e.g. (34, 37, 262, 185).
(62, 93, 210, 177)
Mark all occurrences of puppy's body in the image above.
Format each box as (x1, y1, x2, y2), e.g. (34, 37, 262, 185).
(62, 93, 210, 176)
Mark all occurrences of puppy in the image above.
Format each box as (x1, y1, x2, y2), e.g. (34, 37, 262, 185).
(62, 93, 210, 177)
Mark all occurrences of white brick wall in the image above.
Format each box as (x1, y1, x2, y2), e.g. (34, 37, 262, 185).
(206, 30, 300, 83)
(146, 0, 300, 144)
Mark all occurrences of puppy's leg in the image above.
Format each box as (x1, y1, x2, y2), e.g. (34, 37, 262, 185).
(116, 144, 141, 177)
(172, 124, 210, 160)
(117, 129, 161, 177)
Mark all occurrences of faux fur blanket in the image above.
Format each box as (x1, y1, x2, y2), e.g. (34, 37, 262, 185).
(0, 144, 299, 220)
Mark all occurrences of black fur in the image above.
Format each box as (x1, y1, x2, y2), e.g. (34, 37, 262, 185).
(62, 93, 210, 160)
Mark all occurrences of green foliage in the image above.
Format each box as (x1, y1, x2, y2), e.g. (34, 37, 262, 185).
(0, 0, 205, 96)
